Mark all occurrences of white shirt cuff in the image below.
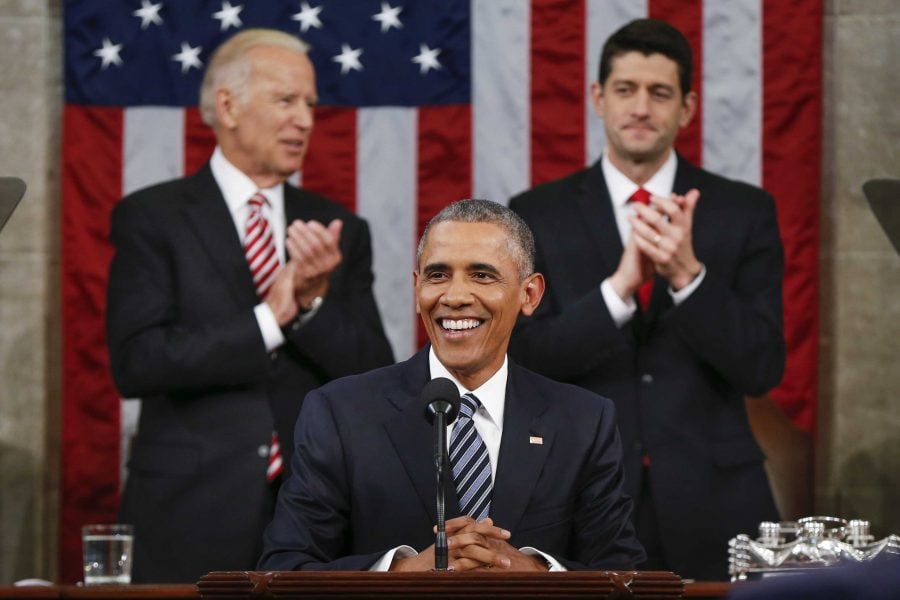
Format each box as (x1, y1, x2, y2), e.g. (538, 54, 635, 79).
(254, 303, 286, 351)
(519, 547, 567, 571)
(368, 546, 418, 572)
(600, 278, 636, 327)
(668, 265, 706, 305)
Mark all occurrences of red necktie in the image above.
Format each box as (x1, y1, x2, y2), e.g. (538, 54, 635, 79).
(244, 192, 284, 482)
(244, 192, 279, 300)
(628, 188, 654, 311)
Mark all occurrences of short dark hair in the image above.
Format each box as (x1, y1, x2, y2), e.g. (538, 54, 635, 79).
(598, 18, 693, 97)
(416, 199, 536, 280)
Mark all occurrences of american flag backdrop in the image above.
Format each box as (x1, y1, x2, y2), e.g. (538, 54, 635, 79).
(61, 0, 821, 582)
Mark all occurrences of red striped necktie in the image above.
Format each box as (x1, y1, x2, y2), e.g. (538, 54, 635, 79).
(628, 187, 654, 311)
(244, 192, 279, 300)
(244, 192, 284, 482)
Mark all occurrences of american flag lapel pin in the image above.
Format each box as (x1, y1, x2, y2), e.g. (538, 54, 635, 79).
(529, 435, 543, 445)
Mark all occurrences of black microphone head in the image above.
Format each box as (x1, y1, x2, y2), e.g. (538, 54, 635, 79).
(422, 377, 460, 424)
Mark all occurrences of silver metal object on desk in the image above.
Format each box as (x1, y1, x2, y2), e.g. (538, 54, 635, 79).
(728, 516, 900, 581)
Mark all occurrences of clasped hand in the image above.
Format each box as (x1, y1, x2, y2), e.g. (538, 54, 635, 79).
(390, 516, 549, 572)
(611, 189, 703, 300)
(266, 219, 343, 325)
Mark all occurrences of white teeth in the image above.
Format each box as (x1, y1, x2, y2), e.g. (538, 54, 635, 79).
(442, 319, 481, 330)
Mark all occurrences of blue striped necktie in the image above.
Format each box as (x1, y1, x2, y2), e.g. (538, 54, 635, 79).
(450, 393, 493, 521)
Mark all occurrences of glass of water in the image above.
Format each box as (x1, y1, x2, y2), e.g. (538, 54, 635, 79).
(82, 524, 134, 585)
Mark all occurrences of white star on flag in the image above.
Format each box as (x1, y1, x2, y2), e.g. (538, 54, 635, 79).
(411, 44, 441, 74)
(132, 0, 163, 29)
(332, 43, 363, 75)
(93, 37, 123, 69)
(291, 1, 323, 33)
(172, 42, 203, 74)
(372, 2, 402, 33)
(212, 1, 243, 31)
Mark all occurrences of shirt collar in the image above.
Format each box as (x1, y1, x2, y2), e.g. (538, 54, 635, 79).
(428, 347, 506, 430)
(210, 146, 284, 214)
(601, 148, 678, 208)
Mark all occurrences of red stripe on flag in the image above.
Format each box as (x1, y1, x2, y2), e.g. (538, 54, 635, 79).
(60, 105, 124, 583)
(416, 104, 473, 348)
(303, 107, 358, 213)
(649, 0, 703, 166)
(762, 0, 822, 432)
(184, 107, 217, 176)
(530, 0, 586, 186)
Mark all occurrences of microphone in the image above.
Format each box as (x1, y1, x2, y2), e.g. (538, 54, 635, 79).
(421, 377, 460, 571)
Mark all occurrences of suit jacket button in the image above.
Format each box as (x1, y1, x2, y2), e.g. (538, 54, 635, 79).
(257, 445, 269, 458)
(640, 373, 654, 384)
(269, 350, 279, 361)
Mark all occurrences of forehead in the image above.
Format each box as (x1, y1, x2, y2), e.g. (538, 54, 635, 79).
(420, 221, 514, 266)
(607, 51, 680, 87)
(247, 45, 315, 88)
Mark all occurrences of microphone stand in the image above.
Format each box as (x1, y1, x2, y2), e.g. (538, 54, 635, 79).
(433, 411, 450, 570)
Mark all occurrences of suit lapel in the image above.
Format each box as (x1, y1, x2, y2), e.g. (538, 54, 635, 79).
(181, 165, 259, 306)
(383, 349, 460, 524)
(573, 162, 625, 277)
(490, 366, 553, 532)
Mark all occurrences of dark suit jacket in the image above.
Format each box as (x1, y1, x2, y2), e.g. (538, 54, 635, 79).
(508, 157, 784, 580)
(258, 347, 645, 571)
(105, 164, 394, 582)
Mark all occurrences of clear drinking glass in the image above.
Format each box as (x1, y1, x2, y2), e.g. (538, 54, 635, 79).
(82, 524, 134, 585)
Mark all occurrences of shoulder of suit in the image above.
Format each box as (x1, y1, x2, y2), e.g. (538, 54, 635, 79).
(312, 360, 407, 403)
(683, 162, 774, 204)
(509, 360, 614, 413)
(509, 166, 593, 209)
(116, 174, 197, 216)
(285, 184, 364, 223)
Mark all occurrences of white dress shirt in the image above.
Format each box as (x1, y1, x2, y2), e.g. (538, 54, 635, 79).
(598, 149, 705, 326)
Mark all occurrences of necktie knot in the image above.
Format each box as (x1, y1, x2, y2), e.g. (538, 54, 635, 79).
(629, 187, 651, 206)
(248, 192, 266, 211)
(459, 393, 481, 420)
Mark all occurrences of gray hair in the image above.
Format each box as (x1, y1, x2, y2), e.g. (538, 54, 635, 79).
(416, 199, 536, 280)
(199, 28, 310, 128)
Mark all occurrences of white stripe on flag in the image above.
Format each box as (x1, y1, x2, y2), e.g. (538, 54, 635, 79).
(472, 0, 530, 204)
(356, 107, 417, 361)
(124, 107, 184, 194)
(585, 0, 647, 165)
(702, 0, 762, 185)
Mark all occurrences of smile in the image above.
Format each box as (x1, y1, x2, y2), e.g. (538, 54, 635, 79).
(440, 318, 483, 331)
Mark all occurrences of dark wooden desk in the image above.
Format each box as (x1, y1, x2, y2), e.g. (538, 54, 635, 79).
(1, 574, 733, 599)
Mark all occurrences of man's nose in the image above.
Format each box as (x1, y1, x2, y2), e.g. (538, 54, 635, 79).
(293, 101, 314, 130)
(441, 275, 473, 306)
(631, 89, 651, 115)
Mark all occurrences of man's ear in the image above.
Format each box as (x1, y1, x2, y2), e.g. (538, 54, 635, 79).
(679, 90, 698, 129)
(590, 81, 605, 119)
(519, 273, 545, 317)
(413, 270, 421, 315)
(216, 88, 239, 129)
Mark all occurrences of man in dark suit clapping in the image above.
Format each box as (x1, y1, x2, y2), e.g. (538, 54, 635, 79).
(509, 19, 784, 580)
(106, 28, 393, 582)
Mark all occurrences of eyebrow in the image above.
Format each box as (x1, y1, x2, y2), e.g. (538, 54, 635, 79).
(421, 262, 501, 275)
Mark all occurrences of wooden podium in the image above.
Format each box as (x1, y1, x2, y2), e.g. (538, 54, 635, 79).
(197, 570, 685, 599)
